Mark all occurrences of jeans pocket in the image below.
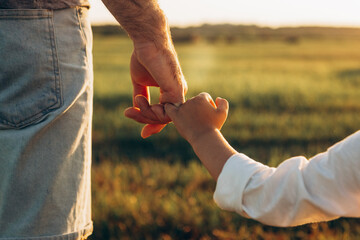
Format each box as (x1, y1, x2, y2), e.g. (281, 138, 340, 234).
(0, 9, 62, 129)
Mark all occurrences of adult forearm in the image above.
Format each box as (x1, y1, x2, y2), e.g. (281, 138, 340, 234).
(101, 0, 171, 47)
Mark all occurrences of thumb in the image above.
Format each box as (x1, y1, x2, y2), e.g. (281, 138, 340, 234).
(215, 97, 229, 115)
(164, 103, 179, 120)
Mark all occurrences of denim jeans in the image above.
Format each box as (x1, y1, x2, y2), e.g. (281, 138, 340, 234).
(0, 7, 93, 240)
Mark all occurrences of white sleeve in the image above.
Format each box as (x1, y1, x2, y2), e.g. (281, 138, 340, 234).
(214, 131, 360, 227)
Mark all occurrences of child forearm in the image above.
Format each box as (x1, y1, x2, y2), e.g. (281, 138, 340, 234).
(189, 129, 237, 180)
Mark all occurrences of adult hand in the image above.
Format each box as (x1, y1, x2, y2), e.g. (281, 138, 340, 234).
(101, 0, 187, 138)
(124, 42, 187, 138)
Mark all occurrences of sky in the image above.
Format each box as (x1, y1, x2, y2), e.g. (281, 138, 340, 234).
(89, 0, 360, 27)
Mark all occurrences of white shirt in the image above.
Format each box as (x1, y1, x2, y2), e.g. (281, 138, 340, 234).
(214, 131, 360, 227)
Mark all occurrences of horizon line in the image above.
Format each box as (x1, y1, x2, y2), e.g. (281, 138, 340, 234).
(91, 21, 360, 29)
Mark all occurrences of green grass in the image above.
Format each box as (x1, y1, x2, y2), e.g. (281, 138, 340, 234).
(91, 160, 360, 240)
(90, 34, 360, 239)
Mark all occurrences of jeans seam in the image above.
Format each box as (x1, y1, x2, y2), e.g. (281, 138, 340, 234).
(49, 10, 63, 110)
(75, 7, 87, 58)
(0, 9, 51, 18)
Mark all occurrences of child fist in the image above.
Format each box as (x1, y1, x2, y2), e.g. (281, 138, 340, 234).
(165, 92, 229, 144)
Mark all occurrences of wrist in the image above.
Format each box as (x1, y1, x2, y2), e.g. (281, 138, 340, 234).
(130, 12, 171, 49)
(133, 34, 173, 55)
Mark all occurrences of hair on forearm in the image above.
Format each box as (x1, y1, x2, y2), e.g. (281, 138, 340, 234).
(102, 0, 186, 97)
(102, 0, 171, 46)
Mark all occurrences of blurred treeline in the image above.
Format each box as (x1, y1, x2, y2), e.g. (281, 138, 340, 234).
(92, 23, 360, 44)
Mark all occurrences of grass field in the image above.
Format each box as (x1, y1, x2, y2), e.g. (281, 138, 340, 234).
(90, 33, 360, 239)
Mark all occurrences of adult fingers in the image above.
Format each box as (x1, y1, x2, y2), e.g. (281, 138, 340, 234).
(130, 52, 158, 107)
(141, 124, 167, 138)
(130, 52, 159, 87)
(124, 107, 162, 124)
(135, 95, 159, 122)
(124, 107, 169, 124)
(132, 49, 187, 106)
(132, 83, 149, 108)
(164, 103, 179, 121)
(146, 56, 186, 104)
(125, 96, 172, 124)
(151, 104, 171, 123)
(159, 77, 188, 105)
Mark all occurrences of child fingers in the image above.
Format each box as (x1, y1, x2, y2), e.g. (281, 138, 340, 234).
(164, 103, 179, 120)
(198, 92, 216, 108)
(215, 97, 229, 116)
(124, 107, 163, 124)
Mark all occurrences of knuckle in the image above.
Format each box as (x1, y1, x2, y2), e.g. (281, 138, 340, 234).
(197, 93, 208, 101)
(199, 92, 208, 97)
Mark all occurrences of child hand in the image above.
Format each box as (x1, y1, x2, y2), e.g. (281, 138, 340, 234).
(165, 92, 229, 144)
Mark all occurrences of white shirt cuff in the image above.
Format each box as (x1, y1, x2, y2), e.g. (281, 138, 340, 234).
(213, 153, 267, 217)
